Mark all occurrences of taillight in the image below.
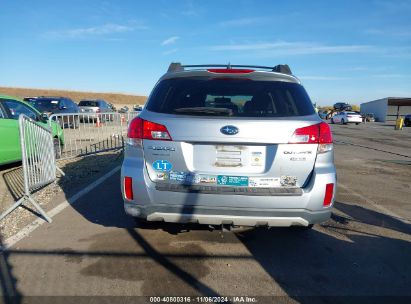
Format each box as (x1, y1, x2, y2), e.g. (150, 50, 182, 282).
(127, 117, 172, 140)
(289, 122, 333, 144)
(124, 176, 133, 200)
(318, 122, 333, 144)
(323, 183, 334, 206)
(207, 69, 254, 74)
(143, 120, 172, 140)
(289, 122, 333, 153)
(96, 108, 101, 113)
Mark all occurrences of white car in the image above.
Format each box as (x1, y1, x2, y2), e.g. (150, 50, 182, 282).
(331, 111, 362, 125)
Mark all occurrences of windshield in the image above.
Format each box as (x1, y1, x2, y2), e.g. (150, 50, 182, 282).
(146, 78, 315, 117)
(29, 98, 61, 111)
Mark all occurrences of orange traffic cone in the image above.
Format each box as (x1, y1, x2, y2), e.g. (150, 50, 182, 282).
(96, 116, 102, 127)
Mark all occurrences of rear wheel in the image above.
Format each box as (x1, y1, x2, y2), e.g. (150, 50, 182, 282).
(355, 122, 360, 125)
(341, 119, 345, 125)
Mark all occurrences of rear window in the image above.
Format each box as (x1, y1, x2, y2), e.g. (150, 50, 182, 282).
(79, 100, 99, 107)
(29, 98, 61, 111)
(146, 77, 315, 117)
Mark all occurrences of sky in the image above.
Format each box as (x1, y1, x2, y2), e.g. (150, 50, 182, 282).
(1, 0, 411, 105)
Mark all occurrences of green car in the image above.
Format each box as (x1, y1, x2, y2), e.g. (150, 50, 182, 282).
(0, 95, 64, 165)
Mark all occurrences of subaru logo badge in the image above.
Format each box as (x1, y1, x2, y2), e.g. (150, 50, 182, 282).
(220, 125, 239, 135)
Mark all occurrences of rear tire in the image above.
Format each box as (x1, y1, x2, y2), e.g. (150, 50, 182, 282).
(355, 122, 360, 125)
(341, 119, 345, 125)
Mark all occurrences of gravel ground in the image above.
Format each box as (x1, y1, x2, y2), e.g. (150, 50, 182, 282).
(0, 150, 123, 240)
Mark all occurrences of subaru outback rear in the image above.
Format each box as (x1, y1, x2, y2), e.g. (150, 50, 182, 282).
(121, 63, 336, 228)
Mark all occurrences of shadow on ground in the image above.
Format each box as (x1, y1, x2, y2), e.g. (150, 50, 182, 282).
(57, 171, 411, 299)
(0, 236, 21, 304)
(0, 163, 24, 214)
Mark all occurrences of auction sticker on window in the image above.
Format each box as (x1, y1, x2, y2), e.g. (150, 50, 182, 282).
(249, 177, 281, 188)
(217, 175, 249, 186)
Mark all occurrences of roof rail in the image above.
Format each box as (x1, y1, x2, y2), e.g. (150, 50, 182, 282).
(167, 63, 292, 75)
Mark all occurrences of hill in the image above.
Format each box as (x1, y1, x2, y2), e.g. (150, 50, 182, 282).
(0, 86, 147, 107)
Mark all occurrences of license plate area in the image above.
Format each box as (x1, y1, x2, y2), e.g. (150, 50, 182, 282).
(215, 145, 243, 167)
(192, 144, 266, 174)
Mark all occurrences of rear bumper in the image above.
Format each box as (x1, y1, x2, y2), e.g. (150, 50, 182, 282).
(124, 203, 331, 226)
(346, 117, 362, 123)
(121, 156, 336, 227)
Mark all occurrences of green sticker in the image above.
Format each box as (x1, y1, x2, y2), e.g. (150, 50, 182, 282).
(217, 175, 249, 186)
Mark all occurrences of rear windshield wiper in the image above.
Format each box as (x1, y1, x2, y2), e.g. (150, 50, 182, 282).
(174, 107, 233, 116)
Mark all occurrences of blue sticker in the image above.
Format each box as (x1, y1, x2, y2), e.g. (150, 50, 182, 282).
(169, 171, 188, 182)
(152, 160, 173, 172)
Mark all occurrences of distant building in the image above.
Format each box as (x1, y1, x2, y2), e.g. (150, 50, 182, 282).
(360, 97, 411, 123)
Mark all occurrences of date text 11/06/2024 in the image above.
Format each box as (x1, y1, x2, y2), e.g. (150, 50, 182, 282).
(149, 296, 257, 303)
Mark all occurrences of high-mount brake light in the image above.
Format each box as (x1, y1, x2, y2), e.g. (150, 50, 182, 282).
(207, 69, 255, 74)
(289, 122, 333, 144)
(127, 117, 172, 141)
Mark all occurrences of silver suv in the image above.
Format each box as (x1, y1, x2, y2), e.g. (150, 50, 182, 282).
(121, 63, 336, 228)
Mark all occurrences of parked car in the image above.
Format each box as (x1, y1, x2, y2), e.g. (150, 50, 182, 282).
(119, 106, 129, 113)
(108, 103, 117, 112)
(331, 111, 362, 125)
(78, 99, 112, 122)
(121, 63, 336, 229)
(133, 105, 143, 111)
(333, 103, 352, 111)
(363, 113, 376, 122)
(0, 95, 64, 165)
(404, 114, 411, 127)
(27, 96, 79, 128)
(318, 110, 329, 120)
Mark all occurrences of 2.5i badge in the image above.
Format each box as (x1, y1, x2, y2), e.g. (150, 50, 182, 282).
(152, 160, 173, 172)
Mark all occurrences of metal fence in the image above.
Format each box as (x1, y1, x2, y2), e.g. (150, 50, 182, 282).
(0, 115, 60, 223)
(49, 111, 139, 160)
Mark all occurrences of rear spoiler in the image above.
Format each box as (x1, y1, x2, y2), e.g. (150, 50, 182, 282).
(167, 63, 292, 75)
